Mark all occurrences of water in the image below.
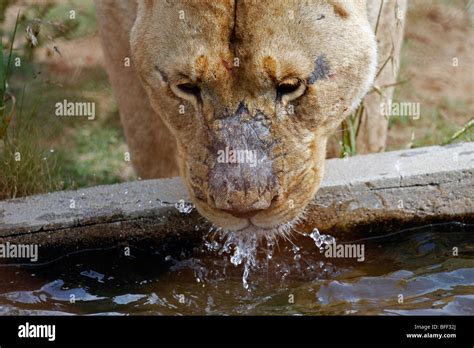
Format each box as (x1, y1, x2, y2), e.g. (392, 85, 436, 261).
(174, 200, 194, 214)
(0, 222, 473, 315)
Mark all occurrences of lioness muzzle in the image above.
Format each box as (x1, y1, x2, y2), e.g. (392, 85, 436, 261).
(208, 102, 278, 217)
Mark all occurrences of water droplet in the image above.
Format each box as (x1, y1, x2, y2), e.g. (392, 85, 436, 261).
(266, 241, 274, 260)
(204, 240, 221, 252)
(309, 228, 335, 251)
(175, 199, 194, 214)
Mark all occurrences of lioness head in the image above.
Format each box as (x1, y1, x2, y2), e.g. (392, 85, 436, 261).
(131, 0, 376, 235)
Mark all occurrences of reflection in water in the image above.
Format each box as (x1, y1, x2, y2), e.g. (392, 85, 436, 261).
(0, 222, 473, 315)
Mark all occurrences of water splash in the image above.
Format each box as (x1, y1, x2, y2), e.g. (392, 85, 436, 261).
(309, 228, 336, 252)
(175, 199, 194, 214)
(203, 226, 337, 290)
(204, 231, 260, 290)
(229, 233, 258, 290)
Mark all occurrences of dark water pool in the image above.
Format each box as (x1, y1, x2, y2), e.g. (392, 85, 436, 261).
(0, 222, 473, 315)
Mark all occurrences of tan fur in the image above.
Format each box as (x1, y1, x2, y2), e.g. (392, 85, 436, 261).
(96, 0, 377, 234)
(95, 0, 179, 179)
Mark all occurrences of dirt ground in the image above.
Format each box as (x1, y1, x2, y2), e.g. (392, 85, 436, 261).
(387, 0, 473, 149)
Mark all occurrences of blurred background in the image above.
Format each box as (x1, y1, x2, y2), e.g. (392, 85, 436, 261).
(0, 0, 473, 200)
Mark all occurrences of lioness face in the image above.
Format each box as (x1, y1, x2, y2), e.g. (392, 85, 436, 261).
(131, 0, 376, 235)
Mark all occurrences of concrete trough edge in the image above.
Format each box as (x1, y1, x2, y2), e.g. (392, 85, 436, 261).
(0, 143, 473, 253)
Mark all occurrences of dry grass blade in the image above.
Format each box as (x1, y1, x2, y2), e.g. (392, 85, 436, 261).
(442, 118, 474, 145)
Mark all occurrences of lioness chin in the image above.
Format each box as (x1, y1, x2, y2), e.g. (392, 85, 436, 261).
(96, 0, 377, 237)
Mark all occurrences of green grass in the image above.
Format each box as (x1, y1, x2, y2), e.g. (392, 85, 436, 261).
(0, 81, 66, 199)
(59, 126, 131, 188)
(0, 1, 133, 199)
(0, 126, 65, 200)
(2, 63, 132, 196)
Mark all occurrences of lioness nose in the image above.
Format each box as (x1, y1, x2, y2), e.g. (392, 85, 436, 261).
(209, 180, 278, 218)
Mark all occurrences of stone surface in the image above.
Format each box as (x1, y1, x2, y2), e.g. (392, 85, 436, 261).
(0, 143, 473, 254)
(310, 142, 474, 237)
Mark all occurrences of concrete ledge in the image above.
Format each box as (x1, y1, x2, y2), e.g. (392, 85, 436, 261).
(308, 142, 473, 237)
(0, 143, 473, 255)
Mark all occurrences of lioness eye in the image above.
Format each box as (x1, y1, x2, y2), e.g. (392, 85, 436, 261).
(276, 78, 306, 103)
(277, 81, 300, 96)
(171, 80, 202, 104)
(177, 82, 200, 97)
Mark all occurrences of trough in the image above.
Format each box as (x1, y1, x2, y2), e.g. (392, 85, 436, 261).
(0, 143, 473, 259)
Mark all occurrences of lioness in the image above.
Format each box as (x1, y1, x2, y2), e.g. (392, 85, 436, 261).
(96, 1, 402, 236)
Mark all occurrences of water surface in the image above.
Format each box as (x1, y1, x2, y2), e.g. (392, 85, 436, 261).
(0, 222, 473, 315)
